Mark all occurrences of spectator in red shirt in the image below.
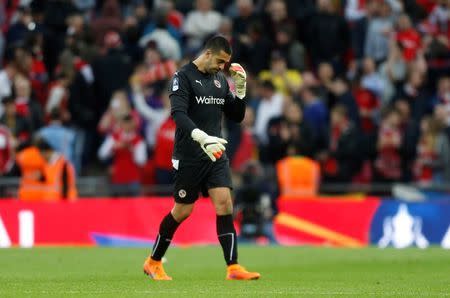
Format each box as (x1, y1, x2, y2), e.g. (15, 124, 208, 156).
(353, 83, 380, 135)
(25, 32, 49, 105)
(374, 108, 403, 183)
(140, 42, 177, 92)
(45, 73, 72, 124)
(413, 115, 450, 185)
(417, 0, 437, 14)
(98, 114, 147, 197)
(0, 124, 14, 175)
(162, 0, 184, 30)
(396, 14, 422, 62)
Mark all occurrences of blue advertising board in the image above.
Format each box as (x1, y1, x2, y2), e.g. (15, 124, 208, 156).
(370, 201, 450, 248)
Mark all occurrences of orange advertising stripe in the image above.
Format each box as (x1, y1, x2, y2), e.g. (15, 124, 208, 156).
(275, 212, 364, 247)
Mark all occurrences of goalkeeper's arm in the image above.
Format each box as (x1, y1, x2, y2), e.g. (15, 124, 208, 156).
(171, 110, 197, 136)
(172, 111, 226, 161)
(224, 63, 248, 123)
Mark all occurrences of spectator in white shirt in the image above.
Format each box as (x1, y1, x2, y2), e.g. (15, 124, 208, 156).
(0, 64, 17, 117)
(183, 0, 222, 52)
(254, 80, 284, 145)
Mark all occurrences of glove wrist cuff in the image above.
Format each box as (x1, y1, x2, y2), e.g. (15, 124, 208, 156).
(191, 128, 208, 143)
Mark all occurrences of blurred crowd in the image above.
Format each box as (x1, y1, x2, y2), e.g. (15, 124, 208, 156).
(0, 0, 449, 200)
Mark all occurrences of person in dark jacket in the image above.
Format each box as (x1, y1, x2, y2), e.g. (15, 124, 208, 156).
(351, 0, 379, 60)
(91, 0, 123, 46)
(317, 104, 362, 183)
(393, 71, 433, 125)
(92, 31, 132, 116)
(328, 77, 361, 127)
(232, 21, 271, 75)
(305, 0, 350, 69)
(267, 100, 315, 163)
(68, 66, 98, 173)
(0, 96, 32, 148)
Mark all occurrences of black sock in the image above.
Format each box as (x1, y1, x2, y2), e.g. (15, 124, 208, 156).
(217, 214, 238, 265)
(150, 213, 180, 261)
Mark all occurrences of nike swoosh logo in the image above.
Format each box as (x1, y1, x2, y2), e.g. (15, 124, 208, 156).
(195, 80, 202, 86)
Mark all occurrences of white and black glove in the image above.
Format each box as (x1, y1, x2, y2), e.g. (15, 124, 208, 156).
(229, 63, 247, 99)
(191, 128, 227, 162)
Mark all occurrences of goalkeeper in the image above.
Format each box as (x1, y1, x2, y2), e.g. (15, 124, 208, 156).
(143, 36, 260, 281)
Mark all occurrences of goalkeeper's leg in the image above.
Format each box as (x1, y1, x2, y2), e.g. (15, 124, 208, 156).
(143, 203, 194, 280)
(209, 187, 260, 280)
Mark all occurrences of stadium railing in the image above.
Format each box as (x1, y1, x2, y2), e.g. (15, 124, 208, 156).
(1, 177, 450, 198)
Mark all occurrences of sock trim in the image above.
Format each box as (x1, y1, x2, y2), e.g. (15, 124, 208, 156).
(151, 234, 161, 257)
(151, 234, 173, 257)
(218, 232, 234, 261)
(230, 233, 234, 261)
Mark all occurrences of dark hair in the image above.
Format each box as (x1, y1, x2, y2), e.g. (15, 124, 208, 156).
(303, 86, 321, 97)
(2, 95, 14, 104)
(204, 35, 232, 55)
(260, 79, 275, 91)
(49, 108, 61, 121)
(381, 105, 400, 119)
(334, 76, 349, 86)
(332, 104, 348, 118)
(35, 138, 52, 152)
(122, 114, 133, 122)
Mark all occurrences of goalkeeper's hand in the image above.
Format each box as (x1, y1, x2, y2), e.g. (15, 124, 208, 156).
(229, 63, 247, 99)
(191, 128, 227, 162)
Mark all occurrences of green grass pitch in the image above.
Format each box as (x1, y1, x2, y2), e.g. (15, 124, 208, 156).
(0, 246, 449, 297)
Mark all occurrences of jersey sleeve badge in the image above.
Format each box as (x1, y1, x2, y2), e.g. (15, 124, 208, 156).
(172, 77, 179, 91)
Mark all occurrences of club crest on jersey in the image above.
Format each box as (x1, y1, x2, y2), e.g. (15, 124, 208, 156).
(178, 189, 187, 198)
(214, 79, 221, 88)
(172, 77, 179, 91)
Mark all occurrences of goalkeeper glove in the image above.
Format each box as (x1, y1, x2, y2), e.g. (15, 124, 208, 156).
(229, 63, 247, 99)
(191, 128, 227, 162)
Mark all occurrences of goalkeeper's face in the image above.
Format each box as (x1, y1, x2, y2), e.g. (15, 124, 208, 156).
(205, 50, 231, 74)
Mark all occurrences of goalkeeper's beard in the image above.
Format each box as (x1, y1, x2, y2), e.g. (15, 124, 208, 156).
(207, 67, 220, 74)
(205, 60, 220, 74)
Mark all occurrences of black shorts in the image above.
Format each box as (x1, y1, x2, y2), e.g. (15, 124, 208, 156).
(173, 158, 232, 204)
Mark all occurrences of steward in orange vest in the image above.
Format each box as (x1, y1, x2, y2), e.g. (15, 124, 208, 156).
(16, 146, 46, 200)
(17, 139, 77, 201)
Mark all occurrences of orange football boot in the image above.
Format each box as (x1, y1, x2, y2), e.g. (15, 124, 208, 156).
(226, 264, 260, 280)
(143, 257, 172, 281)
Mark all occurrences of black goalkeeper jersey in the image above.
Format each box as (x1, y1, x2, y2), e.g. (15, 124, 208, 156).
(169, 62, 246, 162)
